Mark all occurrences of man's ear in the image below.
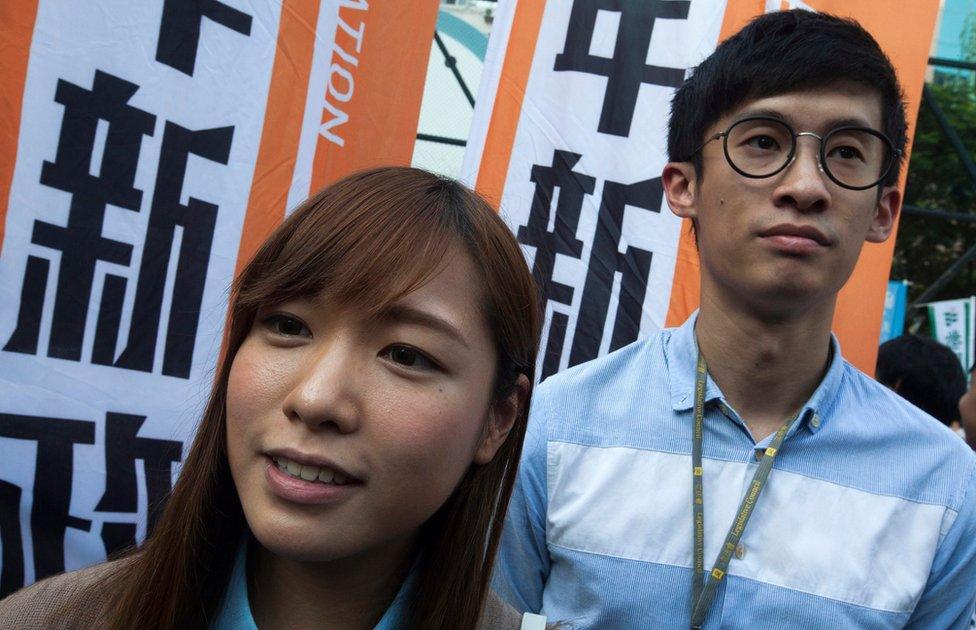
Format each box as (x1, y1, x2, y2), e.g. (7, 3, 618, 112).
(865, 185, 901, 243)
(473, 374, 530, 465)
(663, 162, 698, 220)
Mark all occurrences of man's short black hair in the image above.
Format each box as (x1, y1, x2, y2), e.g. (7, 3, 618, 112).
(876, 334, 967, 426)
(668, 10, 907, 187)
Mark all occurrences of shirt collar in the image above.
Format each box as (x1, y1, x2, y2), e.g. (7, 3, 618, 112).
(213, 535, 420, 630)
(665, 310, 845, 433)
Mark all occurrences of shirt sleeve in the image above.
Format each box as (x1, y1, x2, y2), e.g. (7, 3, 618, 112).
(906, 459, 976, 629)
(491, 379, 552, 614)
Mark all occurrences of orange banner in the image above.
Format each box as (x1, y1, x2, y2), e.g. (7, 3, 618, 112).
(309, 2, 439, 191)
(0, 0, 39, 257)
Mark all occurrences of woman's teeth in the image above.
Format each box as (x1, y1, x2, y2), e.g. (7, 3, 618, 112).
(273, 456, 349, 485)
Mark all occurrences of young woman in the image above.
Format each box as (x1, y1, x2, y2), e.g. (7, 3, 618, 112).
(0, 167, 541, 629)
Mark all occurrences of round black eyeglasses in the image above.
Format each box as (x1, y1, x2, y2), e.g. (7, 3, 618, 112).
(691, 116, 902, 191)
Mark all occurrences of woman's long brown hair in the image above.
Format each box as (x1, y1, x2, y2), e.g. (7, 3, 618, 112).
(103, 167, 540, 629)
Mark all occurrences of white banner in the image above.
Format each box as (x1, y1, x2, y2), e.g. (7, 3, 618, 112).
(462, 0, 725, 381)
(928, 297, 976, 373)
(0, 0, 438, 593)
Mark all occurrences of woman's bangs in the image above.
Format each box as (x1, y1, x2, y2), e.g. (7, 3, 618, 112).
(236, 174, 458, 317)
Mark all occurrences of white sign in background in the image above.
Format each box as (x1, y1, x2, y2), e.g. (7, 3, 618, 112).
(463, 0, 725, 380)
(928, 297, 976, 373)
(0, 0, 282, 586)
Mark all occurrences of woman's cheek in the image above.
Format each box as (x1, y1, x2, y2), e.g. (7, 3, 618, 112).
(379, 390, 486, 478)
(226, 341, 293, 429)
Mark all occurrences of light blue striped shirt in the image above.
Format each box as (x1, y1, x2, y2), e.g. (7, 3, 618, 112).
(495, 313, 976, 628)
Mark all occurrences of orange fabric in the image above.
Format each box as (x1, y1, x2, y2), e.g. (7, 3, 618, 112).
(665, 0, 939, 374)
(308, 2, 439, 191)
(0, 0, 40, 256)
(816, 0, 938, 373)
(235, 0, 322, 278)
(474, 0, 548, 208)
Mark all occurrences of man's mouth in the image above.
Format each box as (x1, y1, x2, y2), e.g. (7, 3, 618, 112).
(759, 223, 831, 246)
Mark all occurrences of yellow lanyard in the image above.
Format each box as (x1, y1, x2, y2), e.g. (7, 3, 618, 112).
(690, 352, 798, 629)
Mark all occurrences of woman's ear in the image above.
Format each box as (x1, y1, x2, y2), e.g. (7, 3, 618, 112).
(473, 374, 530, 465)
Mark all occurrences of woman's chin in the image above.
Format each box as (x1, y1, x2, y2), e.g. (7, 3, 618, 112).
(247, 520, 353, 563)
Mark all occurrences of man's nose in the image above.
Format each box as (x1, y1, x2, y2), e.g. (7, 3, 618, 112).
(772, 136, 832, 212)
(281, 336, 361, 434)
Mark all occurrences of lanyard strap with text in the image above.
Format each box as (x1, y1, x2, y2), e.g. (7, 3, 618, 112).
(690, 352, 797, 629)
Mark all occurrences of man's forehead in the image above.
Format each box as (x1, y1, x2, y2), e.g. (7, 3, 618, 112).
(716, 83, 884, 132)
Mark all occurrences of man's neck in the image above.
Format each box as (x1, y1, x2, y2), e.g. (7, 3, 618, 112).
(695, 289, 835, 442)
(248, 536, 414, 630)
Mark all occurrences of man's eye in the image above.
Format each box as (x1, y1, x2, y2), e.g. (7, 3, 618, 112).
(830, 145, 863, 161)
(264, 314, 310, 337)
(746, 135, 780, 151)
(382, 345, 438, 371)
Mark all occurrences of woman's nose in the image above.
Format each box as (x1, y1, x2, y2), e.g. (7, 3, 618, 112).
(280, 336, 361, 434)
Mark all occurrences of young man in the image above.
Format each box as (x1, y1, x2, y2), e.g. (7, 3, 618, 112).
(495, 10, 976, 628)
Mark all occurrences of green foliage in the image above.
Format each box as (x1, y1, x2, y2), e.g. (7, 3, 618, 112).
(894, 70, 976, 311)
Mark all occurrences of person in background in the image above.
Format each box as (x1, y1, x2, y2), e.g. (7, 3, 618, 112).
(876, 334, 968, 433)
(961, 366, 976, 451)
(0, 167, 543, 630)
(495, 10, 976, 629)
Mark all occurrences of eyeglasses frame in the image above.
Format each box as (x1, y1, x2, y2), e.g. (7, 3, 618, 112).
(691, 115, 903, 191)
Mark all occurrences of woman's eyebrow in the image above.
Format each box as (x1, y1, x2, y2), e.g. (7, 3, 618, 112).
(377, 304, 470, 349)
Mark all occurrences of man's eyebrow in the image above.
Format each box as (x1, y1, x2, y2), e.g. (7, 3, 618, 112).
(377, 304, 470, 349)
(734, 108, 876, 130)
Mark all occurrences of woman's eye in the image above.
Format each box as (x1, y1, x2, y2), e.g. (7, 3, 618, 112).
(264, 314, 310, 337)
(382, 345, 438, 371)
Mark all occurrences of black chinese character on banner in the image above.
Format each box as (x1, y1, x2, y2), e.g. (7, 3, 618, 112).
(554, 0, 691, 137)
(0, 411, 183, 596)
(156, 0, 253, 76)
(3, 69, 233, 379)
(5, 70, 155, 362)
(0, 413, 95, 593)
(109, 122, 232, 378)
(94, 413, 182, 556)
(568, 177, 659, 366)
(518, 150, 594, 379)
(518, 150, 660, 380)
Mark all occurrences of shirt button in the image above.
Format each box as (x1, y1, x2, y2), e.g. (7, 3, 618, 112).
(735, 544, 746, 559)
(754, 450, 763, 462)
(811, 414, 822, 429)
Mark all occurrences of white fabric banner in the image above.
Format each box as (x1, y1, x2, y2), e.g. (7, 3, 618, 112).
(928, 297, 976, 373)
(0, 0, 438, 593)
(461, 0, 725, 381)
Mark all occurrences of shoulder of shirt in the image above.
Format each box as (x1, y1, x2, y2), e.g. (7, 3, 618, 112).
(0, 555, 136, 629)
(535, 331, 664, 399)
(839, 358, 976, 470)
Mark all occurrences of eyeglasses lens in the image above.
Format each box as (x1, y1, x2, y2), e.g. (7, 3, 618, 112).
(726, 119, 891, 189)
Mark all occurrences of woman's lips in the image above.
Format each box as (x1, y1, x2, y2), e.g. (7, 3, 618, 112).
(264, 457, 360, 506)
